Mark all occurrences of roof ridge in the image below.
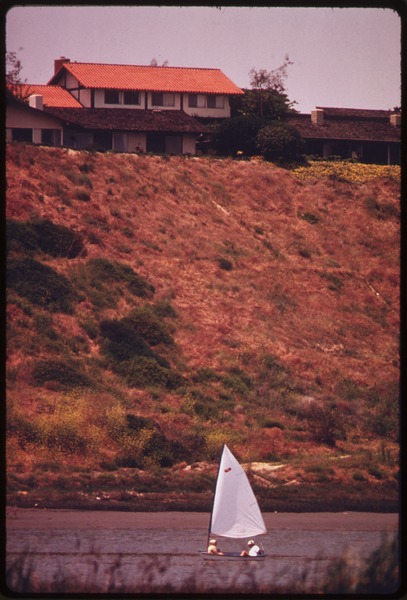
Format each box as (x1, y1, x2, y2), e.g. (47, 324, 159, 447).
(66, 62, 222, 72)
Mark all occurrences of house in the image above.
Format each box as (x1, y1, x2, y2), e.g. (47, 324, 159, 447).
(48, 57, 243, 120)
(286, 107, 401, 165)
(8, 58, 243, 154)
(6, 89, 66, 146)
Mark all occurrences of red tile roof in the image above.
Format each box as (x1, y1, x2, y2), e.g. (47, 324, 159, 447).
(49, 62, 244, 95)
(44, 108, 209, 134)
(11, 84, 83, 108)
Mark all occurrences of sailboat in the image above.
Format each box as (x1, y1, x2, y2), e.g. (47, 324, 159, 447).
(200, 444, 267, 560)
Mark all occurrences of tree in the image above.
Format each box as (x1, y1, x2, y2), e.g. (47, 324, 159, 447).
(230, 56, 296, 120)
(246, 55, 295, 118)
(6, 49, 30, 102)
(6, 50, 24, 86)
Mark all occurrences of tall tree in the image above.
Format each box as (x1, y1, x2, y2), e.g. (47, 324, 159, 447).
(6, 50, 31, 101)
(232, 55, 297, 119)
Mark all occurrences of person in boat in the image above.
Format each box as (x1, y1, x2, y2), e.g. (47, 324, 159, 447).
(240, 539, 263, 556)
(207, 539, 223, 555)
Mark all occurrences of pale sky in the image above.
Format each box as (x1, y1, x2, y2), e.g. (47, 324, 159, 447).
(5, 5, 401, 113)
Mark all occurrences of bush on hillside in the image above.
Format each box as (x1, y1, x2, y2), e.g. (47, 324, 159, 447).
(88, 258, 155, 298)
(32, 359, 91, 389)
(7, 257, 78, 313)
(125, 306, 174, 346)
(99, 318, 157, 362)
(307, 403, 346, 447)
(7, 218, 85, 258)
(116, 356, 184, 391)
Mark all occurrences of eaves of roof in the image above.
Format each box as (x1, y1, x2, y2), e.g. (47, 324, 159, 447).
(48, 62, 244, 95)
(44, 107, 209, 134)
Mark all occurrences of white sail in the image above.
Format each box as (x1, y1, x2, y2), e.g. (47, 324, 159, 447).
(210, 445, 267, 539)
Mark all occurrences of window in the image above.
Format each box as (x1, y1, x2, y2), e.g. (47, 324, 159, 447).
(146, 134, 183, 154)
(42, 129, 62, 146)
(188, 94, 197, 108)
(93, 131, 113, 150)
(113, 133, 128, 152)
(123, 91, 140, 105)
(105, 90, 120, 104)
(207, 95, 224, 109)
(152, 92, 175, 107)
(152, 92, 163, 106)
(12, 128, 32, 142)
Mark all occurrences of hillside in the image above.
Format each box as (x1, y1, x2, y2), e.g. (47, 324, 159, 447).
(6, 143, 400, 511)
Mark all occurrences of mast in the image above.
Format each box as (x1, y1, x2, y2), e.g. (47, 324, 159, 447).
(207, 443, 225, 548)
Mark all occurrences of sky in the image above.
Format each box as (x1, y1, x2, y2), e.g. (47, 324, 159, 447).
(5, 5, 402, 113)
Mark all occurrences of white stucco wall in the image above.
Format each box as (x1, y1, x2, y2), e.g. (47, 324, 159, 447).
(7, 104, 63, 130)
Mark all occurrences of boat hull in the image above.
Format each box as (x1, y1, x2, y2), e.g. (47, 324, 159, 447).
(199, 551, 266, 561)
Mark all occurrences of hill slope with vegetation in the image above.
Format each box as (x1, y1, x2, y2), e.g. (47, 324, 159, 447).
(6, 143, 400, 511)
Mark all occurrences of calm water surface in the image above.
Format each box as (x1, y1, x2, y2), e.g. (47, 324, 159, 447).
(7, 512, 398, 593)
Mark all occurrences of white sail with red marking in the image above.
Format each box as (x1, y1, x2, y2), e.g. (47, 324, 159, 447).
(210, 444, 267, 539)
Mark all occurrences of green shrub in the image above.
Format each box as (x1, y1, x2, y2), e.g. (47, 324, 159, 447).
(7, 257, 78, 312)
(7, 220, 40, 254)
(307, 404, 346, 447)
(299, 212, 319, 225)
(72, 259, 154, 309)
(100, 318, 157, 362)
(222, 368, 253, 395)
(75, 188, 91, 202)
(64, 168, 93, 188)
(126, 414, 154, 431)
(256, 122, 304, 162)
(116, 356, 184, 390)
(32, 360, 91, 389)
(319, 271, 343, 292)
(217, 257, 233, 271)
(33, 219, 85, 258)
(366, 383, 399, 440)
(211, 115, 264, 156)
(88, 258, 155, 298)
(152, 300, 177, 319)
(125, 306, 174, 346)
(364, 197, 399, 221)
(8, 414, 41, 448)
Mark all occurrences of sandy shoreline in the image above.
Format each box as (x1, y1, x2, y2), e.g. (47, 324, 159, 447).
(6, 508, 398, 532)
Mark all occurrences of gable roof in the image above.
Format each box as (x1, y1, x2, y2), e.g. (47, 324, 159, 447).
(286, 108, 401, 143)
(10, 84, 83, 108)
(44, 107, 209, 134)
(49, 62, 244, 95)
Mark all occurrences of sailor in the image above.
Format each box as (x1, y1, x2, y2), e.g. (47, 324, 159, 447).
(240, 539, 263, 556)
(207, 539, 223, 555)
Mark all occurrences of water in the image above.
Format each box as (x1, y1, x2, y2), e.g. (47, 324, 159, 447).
(6, 512, 398, 594)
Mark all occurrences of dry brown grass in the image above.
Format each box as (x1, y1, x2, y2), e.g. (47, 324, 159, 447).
(6, 143, 399, 505)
